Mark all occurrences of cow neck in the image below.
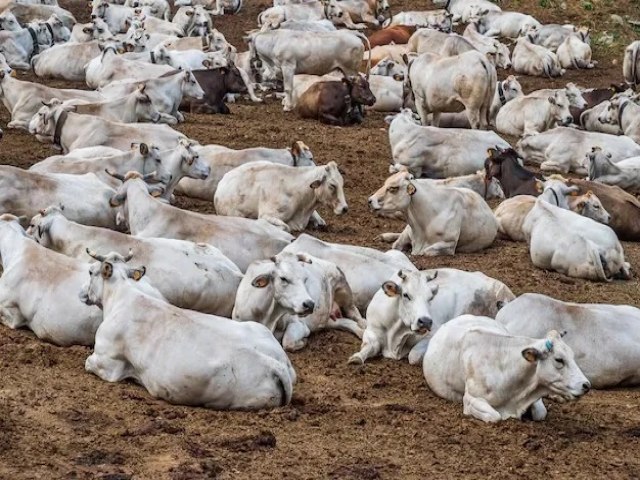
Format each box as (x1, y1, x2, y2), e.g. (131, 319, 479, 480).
(618, 99, 630, 127)
(0, 225, 29, 268)
(497, 81, 507, 105)
(53, 109, 69, 149)
(125, 180, 162, 234)
(406, 184, 437, 230)
(46, 215, 81, 254)
(44, 22, 54, 43)
(27, 27, 40, 57)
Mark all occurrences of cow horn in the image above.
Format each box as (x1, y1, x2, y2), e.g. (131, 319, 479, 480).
(122, 248, 134, 262)
(86, 248, 107, 262)
(105, 168, 125, 182)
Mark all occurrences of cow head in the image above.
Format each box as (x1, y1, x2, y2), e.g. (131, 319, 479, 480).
(370, 57, 405, 79)
(368, 170, 415, 214)
(502, 75, 523, 102)
(563, 82, 587, 109)
(108, 171, 166, 216)
(46, 14, 71, 43)
(173, 138, 210, 182)
(132, 84, 162, 123)
(571, 189, 610, 224)
(181, 70, 205, 100)
(0, 12, 20, 32)
(290, 141, 315, 166)
(250, 253, 317, 317)
(344, 74, 376, 108)
(521, 330, 591, 401)
(598, 95, 627, 125)
(547, 91, 573, 127)
(0, 53, 13, 78)
(310, 162, 348, 216)
(80, 249, 146, 309)
(28, 100, 74, 142)
(483, 146, 521, 182)
(492, 40, 511, 69)
(28, 205, 66, 246)
(382, 269, 438, 334)
(91, 0, 110, 21)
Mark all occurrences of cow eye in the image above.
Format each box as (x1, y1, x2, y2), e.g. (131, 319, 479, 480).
(279, 277, 289, 284)
(593, 205, 600, 209)
(155, 158, 161, 163)
(402, 293, 411, 300)
(388, 186, 399, 193)
(329, 184, 336, 192)
(554, 358, 565, 367)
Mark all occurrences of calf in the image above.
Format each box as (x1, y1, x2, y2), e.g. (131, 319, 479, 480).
(498, 293, 640, 389)
(369, 170, 497, 256)
(586, 147, 640, 194)
(424, 315, 589, 422)
(215, 161, 347, 232)
(296, 75, 376, 125)
(30, 207, 241, 316)
(495, 91, 572, 137)
(0, 215, 102, 346)
(186, 64, 248, 114)
(484, 147, 542, 198)
(623, 40, 639, 89)
(233, 252, 365, 351)
(81, 250, 295, 409)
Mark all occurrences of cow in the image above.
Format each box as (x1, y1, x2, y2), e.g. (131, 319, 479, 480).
(281, 233, 416, 312)
(0, 12, 21, 32)
(99, 70, 205, 124)
(215, 161, 347, 232)
(331, 0, 390, 27)
(366, 74, 402, 112)
(484, 147, 543, 198)
(470, 10, 541, 38)
(423, 315, 590, 422)
(0, 166, 118, 229)
(186, 64, 248, 114)
(529, 24, 589, 52)
(126, 0, 172, 20)
(431, 0, 500, 23)
(586, 147, 640, 194)
(70, 18, 114, 43)
(497, 293, 640, 389)
(0, 17, 69, 69)
(277, 19, 337, 31)
(623, 40, 639, 89)
(570, 84, 627, 125)
(527, 83, 588, 112)
(0, 214, 102, 346)
(405, 50, 496, 129)
(90, 0, 135, 34)
(132, 45, 228, 71)
(109, 173, 293, 272)
(28, 102, 187, 152)
(8, 4, 76, 30)
(512, 36, 565, 78)
(495, 190, 610, 242)
(0, 71, 104, 130)
(367, 25, 416, 48)
(522, 187, 630, 281)
(176, 141, 315, 200)
(172, 6, 213, 36)
(369, 170, 498, 255)
(495, 91, 572, 137)
(349, 268, 515, 365)
(129, 12, 185, 36)
(233, 252, 365, 351)
(579, 100, 622, 135)
(386, 109, 510, 178)
(59, 87, 160, 123)
(29, 207, 242, 316)
(296, 74, 376, 125)
(517, 127, 640, 175)
(418, 170, 504, 200)
(258, 1, 357, 31)
(406, 29, 476, 57)
(81, 249, 295, 410)
(463, 22, 512, 69)
(557, 34, 596, 69)
(383, 10, 452, 31)
(598, 95, 640, 144)
(248, 29, 370, 111)
(369, 57, 405, 78)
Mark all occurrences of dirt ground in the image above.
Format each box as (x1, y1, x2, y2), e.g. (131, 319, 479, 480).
(1, 0, 640, 479)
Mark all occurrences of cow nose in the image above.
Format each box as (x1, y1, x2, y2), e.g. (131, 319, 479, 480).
(91, 14, 97, 19)
(339, 205, 348, 215)
(302, 300, 315, 313)
(417, 317, 432, 330)
(582, 382, 591, 393)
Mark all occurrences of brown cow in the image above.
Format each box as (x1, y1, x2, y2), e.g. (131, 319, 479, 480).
(485, 147, 543, 198)
(367, 25, 416, 49)
(570, 83, 627, 124)
(566, 179, 640, 241)
(296, 75, 376, 125)
(181, 63, 247, 114)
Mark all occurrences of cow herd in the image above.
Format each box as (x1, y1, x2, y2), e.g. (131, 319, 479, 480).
(0, 0, 639, 424)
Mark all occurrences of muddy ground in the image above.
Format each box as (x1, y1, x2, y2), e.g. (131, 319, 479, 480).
(1, 0, 640, 479)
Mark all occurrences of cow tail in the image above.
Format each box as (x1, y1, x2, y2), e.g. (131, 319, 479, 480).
(30, 54, 39, 75)
(588, 242, 609, 281)
(353, 31, 371, 77)
(478, 55, 496, 127)
(271, 360, 293, 406)
(570, 54, 580, 70)
(234, 0, 242, 14)
(257, 10, 264, 26)
(633, 42, 640, 89)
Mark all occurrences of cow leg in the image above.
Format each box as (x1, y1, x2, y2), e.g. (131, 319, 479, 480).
(156, 113, 179, 125)
(418, 240, 458, 256)
(415, 100, 430, 126)
(348, 330, 383, 364)
(328, 318, 364, 338)
(332, 279, 366, 328)
(339, 12, 368, 30)
(392, 225, 412, 251)
(463, 390, 502, 423)
(465, 109, 481, 130)
(281, 318, 311, 351)
(85, 352, 132, 383)
(281, 63, 296, 112)
(7, 119, 29, 130)
(318, 111, 346, 126)
(308, 211, 327, 230)
(360, 12, 380, 26)
(258, 214, 291, 232)
(0, 297, 26, 329)
(237, 66, 263, 102)
(407, 337, 430, 366)
(525, 399, 548, 421)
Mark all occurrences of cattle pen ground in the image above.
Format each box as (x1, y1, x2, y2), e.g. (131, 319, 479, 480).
(1, 0, 640, 478)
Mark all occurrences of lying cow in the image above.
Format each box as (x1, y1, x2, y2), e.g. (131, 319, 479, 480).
(186, 64, 248, 114)
(623, 40, 639, 89)
(497, 293, 640, 389)
(557, 34, 596, 69)
(387, 109, 510, 178)
(586, 147, 640, 194)
(484, 147, 542, 197)
(332, 0, 390, 27)
(176, 141, 315, 200)
(432, 0, 500, 23)
(369, 170, 498, 255)
(579, 100, 622, 135)
(405, 50, 496, 129)
(419, 171, 504, 200)
(512, 36, 565, 77)
(598, 95, 640, 144)
(30, 207, 242, 316)
(82, 250, 296, 409)
(0, 214, 102, 346)
(233, 252, 365, 351)
(349, 268, 514, 365)
(215, 161, 347, 232)
(383, 10, 452, 31)
(70, 18, 114, 42)
(296, 74, 376, 125)
(367, 25, 416, 48)
(110, 173, 293, 271)
(529, 24, 589, 52)
(495, 91, 572, 137)
(281, 233, 416, 312)
(517, 127, 640, 174)
(0, 17, 68, 70)
(462, 23, 512, 69)
(60, 87, 160, 123)
(423, 315, 590, 422)
(8, 4, 76, 30)
(470, 9, 541, 38)
(523, 187, 630, 281)
(527, 83, 587, 111)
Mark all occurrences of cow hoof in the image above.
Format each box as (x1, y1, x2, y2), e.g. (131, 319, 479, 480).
(348, 354, 364, 365)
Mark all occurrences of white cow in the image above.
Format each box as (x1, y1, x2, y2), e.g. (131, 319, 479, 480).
(579, 100, 622, 135)
(281, 233, 416, 312)
(495, 91, 573, 137)
(258, 1, 359, 30)
(0, 12, 21, 32)
(349, 268, 515, 365)
(69, 18, 114, 42)
(557, 34, 596, 69)
(8, 4, 76, 30)
(214, 161, 346, 232)
(30, 207, 242, 316)
(82, 250, 296, 410)
(527, 83, 588, 111)
(233, 252, 365, 351)
(369, 170, 498, 255)
(530, 24, 589, 52)
(31, 40, 114, 82)
(431, 0, 500, 23)
(110, 174, 294, 272)
(387, 109, 510, 178)
(586, 147, 640, 194)
(423, 315, 590, 422)
(0, 215, 102, 346)
(329, 0, 389, 27)
(58, 88, 161, 123)
(463, 23, 512, 69)
(405, 50, 496, 129)
(470, 10, 541, 38)
(384, 10, 453, 30)
(90, 0, 135, 33)
(598, 95, 640, 144)
(517, 127, 640, 175)
(522, 187, 631, 281)
(0, 20, 64, 69)
(497, 293, 640, 388)
(512, 36, 565, 77)
(623, 40, 639, 89)
(418, 171, 504, 200)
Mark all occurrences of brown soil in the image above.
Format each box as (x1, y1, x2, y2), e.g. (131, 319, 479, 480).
(1, 1, 640, 479)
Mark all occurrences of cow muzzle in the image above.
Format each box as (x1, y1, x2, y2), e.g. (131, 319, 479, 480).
(412, 316, 432, 334)
(367, 196, 381, 211)
(334, 204, 348, 215)
(296, 300, 315, 316)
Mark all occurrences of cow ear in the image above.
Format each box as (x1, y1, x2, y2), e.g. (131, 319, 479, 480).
(83, 26, 93, 33)
(429, 284, 439, 296)
(310, 175, 326, 189)
(251, 274, 271, 288)
(576, 201, 585, 209)
(139, 143, 149, 155)
(202, 59, 211, 68)
(406, 182, 416, 195)
(101, 262, 113, 279)
(548, 96, 556, 105)
(128, 266, 146, 281)
(522, 347, 541, 363)
(382, 281, 401, 297)
(392, 73, 404, 81)
(535, 179, 544, 193)
(486, 148, 495, 159)
(220, 66, 228, 75)
(109, 192, 126, 207)
(296, 253, 312, 264)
